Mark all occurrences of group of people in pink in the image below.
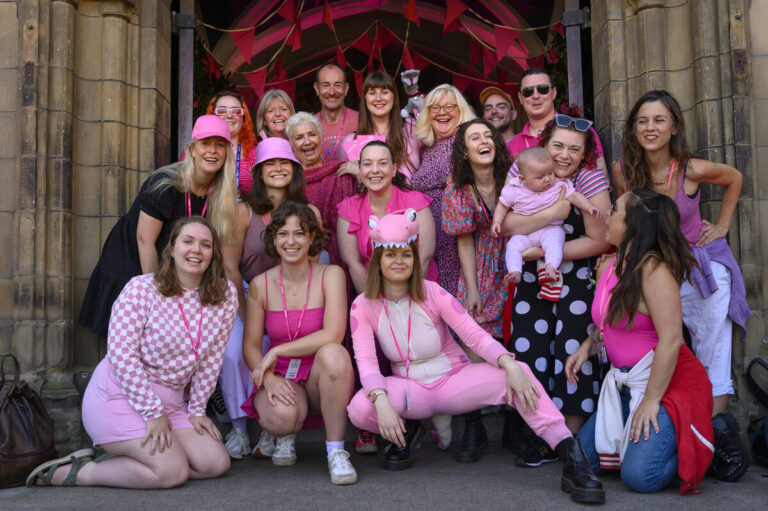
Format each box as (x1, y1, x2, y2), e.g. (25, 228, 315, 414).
(29, 62, 752, 503)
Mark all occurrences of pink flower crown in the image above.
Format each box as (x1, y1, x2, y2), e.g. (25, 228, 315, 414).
(368, 209, 419, 248)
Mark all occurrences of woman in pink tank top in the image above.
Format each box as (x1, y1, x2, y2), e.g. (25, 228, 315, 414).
(241, 202, 358, 486)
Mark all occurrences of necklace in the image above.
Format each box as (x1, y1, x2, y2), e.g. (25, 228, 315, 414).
(651, 158, 677, 191)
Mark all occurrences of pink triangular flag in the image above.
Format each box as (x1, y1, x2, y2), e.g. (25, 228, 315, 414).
(336, 46, 347, 68)
(494, 25, 518, 62)
(231, 28, 255, 65)
(402, 46, 415, 70)
(323, 0, 334, 30)
(354, 70, 364, 97)
(482, 46, 499, 77)
(405, 0, 420, 27)
(444, 0, 467, 34)
(244, 67, 267, 98)
(453, 74, 472, 92)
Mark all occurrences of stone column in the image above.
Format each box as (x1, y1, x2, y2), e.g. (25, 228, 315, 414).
(591, 0, 766, 420)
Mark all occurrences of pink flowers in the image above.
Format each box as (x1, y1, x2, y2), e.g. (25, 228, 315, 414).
(546, 49, 559, 65)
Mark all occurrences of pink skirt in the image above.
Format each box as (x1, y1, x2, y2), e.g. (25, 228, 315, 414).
(82, 359, 194, 445)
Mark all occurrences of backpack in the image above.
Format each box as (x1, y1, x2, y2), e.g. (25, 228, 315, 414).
(0, 355, 57, 488)
(745, 357, 768, 466)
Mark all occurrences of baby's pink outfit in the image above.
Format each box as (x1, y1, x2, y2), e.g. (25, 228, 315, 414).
(499, 177, 576, 274)
(346, 280, 573, 450)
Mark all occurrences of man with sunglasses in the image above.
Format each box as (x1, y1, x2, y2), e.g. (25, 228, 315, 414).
(509, 68, 606, 174)
(313, 62, 359, 162)
(480, 86, 518, 144)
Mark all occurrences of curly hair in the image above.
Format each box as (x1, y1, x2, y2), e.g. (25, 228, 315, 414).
(621, 90, 692, 190)
(154, 216, 229, 305)
(205, 90, 257, 157)
(607, 189, 698, 328)
(263, 201, 324, 258)
(364, 240, 425, 302)
(450, 119, 510, 198)
(357, 140, 410, 195)
(537, 105, 598, 171)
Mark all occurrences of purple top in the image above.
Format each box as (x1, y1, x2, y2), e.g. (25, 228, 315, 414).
(411, 134, 460, 296)
(670, 164, 750, 337)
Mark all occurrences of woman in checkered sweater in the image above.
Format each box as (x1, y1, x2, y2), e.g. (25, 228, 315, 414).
(27, 216, 238, 488)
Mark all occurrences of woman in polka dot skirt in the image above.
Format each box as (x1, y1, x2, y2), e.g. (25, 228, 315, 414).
(499, 112, 611, 467)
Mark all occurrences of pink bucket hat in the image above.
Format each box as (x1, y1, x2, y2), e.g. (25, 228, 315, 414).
(254, 137, 301, 166)
(191, 114, 231, 143)
(368, 209, 419, 248)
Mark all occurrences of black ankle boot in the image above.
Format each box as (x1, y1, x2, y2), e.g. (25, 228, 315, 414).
(557, 437, 605, 504)
(384, 419, 423, 471)
(456, 410, 488, 463)
(501, 408, 531, 453)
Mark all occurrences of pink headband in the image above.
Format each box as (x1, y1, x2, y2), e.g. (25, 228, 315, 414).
(368, 209, 419, 248)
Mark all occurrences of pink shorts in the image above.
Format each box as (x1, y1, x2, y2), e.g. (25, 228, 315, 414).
(82, 359, 194, 446)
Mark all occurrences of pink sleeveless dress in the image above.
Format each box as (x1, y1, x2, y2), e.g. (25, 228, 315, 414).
(240, 267, 327, 429)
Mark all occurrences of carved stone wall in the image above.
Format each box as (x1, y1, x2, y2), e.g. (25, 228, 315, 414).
(591, 0, 767, 422)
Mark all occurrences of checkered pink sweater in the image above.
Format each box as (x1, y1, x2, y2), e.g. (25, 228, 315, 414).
(107, 274, 238, 421)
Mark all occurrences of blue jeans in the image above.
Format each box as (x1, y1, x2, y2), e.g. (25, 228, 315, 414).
(578, 385, 678, 493)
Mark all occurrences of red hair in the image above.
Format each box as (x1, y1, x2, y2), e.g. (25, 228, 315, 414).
(205, 91, 257, 156)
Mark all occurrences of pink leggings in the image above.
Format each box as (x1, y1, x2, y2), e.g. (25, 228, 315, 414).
(347, 361, 572, 450)
(505, 225, 565, 274)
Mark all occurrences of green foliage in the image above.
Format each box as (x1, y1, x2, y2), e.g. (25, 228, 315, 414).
(194, 37, 235, 119)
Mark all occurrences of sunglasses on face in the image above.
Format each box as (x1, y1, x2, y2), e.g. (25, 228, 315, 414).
(214, 107, 244, 117)
(555, 113, 593, 132)
(520, 84, 551, 98)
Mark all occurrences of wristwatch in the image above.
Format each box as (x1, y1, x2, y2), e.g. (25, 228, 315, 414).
(369, 390, 387, 403)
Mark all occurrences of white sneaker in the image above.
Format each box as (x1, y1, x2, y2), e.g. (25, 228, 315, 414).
(327, 449, 357, 485)
(252, 430, 276, 458)
(431, 413, 452, 450)
(224, 428, 250, 460)
(271, 434, 297, 466)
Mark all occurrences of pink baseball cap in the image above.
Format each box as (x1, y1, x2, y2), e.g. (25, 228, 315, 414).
(254, 137, 301, 166)
(191, 115, 231, 143)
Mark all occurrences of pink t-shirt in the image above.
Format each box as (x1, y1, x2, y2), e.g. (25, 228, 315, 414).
(507, 121, 605, 161)
(315, 108, 359, 162)
(498, 176, 576, 216)
(336, 186, 437, 281)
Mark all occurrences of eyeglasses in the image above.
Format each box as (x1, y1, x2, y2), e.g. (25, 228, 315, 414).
(429, 104, 458, 114)
(520, 84, 551, 98)
(555, 114, 593, 132)
(214, 106, 244, 117)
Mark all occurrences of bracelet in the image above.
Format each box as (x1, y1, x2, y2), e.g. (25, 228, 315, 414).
(369, 390, 387, 403)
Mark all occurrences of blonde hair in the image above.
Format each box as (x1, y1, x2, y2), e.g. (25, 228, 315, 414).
(153, 139, 238, 243)
(255, 89, 295, 136)
(415, 84, 476, 147)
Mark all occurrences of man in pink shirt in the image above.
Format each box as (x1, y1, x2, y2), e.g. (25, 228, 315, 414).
(313, 62, 359, 162)
(508, 68, 606, 174)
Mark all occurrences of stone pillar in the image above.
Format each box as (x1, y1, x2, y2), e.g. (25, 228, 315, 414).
(591, 0, 766, 421)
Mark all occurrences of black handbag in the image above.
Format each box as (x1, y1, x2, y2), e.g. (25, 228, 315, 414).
(0, 354, 57, 488)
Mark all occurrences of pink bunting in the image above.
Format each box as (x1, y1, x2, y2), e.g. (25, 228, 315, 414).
(354, 70, 364, 97)
(553, 23, 565, 37)
(352, 33, 372, 54)
(274, 56, 286, 81)
(231, 28, 255, 65)
(444, 0, 467, 34)
(494, 25, 519, 62)
(402, 46, 415, 70)
(203, 52, 221, 80)
(405, 0, 420, 27)
(412, 50, 429, 70)
(482, 46, 499, 77)
(323, 0, 334, 30)
(377, 25, 396, 49)
(289, 18, 302, 51)
(336, 46, 347, 68)
(244, 67, 267, 98)
(278, 1, 296, 22)
(497, 68, 508, 87)
(280, 79, 296, 101)
(453, 74, 472, 92)
(469, 42, 482, 72)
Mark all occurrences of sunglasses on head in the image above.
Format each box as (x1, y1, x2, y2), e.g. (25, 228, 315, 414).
(555, 114, 593, 132)
(520, 84, 551, 98)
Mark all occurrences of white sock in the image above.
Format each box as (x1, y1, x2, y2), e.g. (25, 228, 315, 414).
(231, 417, 248, 434)
(326, 440, 344, 455)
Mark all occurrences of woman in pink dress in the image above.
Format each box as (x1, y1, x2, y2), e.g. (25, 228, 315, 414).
(241, 202, 357, 485)
(28, 216, 237, 488)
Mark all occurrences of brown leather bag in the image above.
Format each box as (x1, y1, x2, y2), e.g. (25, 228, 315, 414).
(0, 355, 57, 488)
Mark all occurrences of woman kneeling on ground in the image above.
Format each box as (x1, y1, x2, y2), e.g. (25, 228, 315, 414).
(28, 216, 238, 488)
(346, 210, 605, 504)
(566, 190, 714, 493)
(241, 201, 357, 485)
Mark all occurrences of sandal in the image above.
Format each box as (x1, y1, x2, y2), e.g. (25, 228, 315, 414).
(26, 448, 95, 487)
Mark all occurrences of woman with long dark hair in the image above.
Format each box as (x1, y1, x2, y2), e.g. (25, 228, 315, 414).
(566, 190, 715, 493)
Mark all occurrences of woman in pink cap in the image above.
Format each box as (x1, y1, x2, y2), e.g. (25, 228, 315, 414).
(219, 137, 319, 459)
(79, 115, 238, 338)
(346, 210, 605, 504)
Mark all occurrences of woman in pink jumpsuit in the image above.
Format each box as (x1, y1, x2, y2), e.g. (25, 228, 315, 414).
(346, 211, 606, 504)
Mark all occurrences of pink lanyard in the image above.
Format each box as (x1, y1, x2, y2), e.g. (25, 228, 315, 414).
(279, 261, 313, 342)
(177, 298, 204, 361)
(381, 296, 412, 379)
(185, 184, 211, 217)
(664, 158, 677, 195)
(598, 258, 616, 333)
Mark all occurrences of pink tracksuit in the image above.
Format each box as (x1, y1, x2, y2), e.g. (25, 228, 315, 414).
(346, 280, 573, 449)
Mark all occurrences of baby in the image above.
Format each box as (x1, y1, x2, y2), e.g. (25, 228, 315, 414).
(491, 147, 599, 284)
